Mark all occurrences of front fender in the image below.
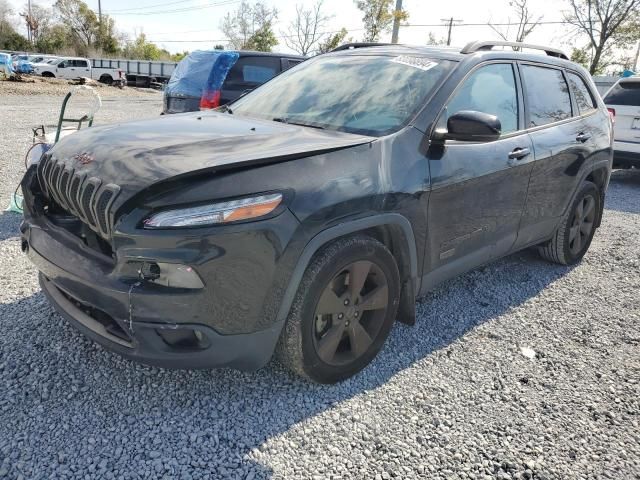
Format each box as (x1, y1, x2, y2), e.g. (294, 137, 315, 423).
(275, 213, 419, 324)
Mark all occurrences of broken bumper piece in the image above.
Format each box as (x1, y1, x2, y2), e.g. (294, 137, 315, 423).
(22, 221, 281, 371)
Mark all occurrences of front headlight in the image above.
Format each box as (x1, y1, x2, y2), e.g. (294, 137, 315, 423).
(143, 193, 282, 228)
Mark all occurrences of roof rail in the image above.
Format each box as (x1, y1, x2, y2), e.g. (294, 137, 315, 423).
(460, 41, 569, 60)
(331, 42, 395, 52)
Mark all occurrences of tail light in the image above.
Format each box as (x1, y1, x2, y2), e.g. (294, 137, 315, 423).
(607, 107, 615, 124)
(200, 89, 221, 109)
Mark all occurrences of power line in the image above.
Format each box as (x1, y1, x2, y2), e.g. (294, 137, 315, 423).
(104, 0, 203, 13)
(147, 20, 572, 44)
(148, 27, 367, 43)
(105, 0, 240, 16)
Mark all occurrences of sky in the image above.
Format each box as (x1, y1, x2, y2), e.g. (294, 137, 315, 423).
(5, 0, 595, 55)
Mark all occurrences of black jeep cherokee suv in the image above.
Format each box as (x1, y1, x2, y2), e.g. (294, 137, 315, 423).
(20, 41, 613, 383)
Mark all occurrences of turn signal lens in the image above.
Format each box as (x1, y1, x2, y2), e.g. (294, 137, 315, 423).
(144, 193, 282, 228)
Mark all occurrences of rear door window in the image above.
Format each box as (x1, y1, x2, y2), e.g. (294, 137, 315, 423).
(73, 60, 88, 68)
(604, 82, 640, 106)
(567, 72, 597, 114)
(225, 56, 281, 87)
(445, 63, 519, 134)
(521, 65, 573, 127)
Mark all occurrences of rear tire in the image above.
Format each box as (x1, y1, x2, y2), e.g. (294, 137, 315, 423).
(537, 181, 601, 265)
(99, 74, 113, 85)
(41, 72, 54, 78)
(276, 236, 400, 384)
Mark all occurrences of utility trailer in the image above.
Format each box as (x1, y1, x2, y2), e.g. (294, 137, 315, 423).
(90, 58, 178, 88)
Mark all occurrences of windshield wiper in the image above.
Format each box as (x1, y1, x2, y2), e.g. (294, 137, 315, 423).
(217, 104, 233, 114)
(272, 117, 325, 130)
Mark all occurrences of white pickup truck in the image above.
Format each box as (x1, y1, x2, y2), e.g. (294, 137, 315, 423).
(33, 57, 125, 85)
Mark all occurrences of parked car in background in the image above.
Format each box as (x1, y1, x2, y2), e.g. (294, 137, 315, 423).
(163, 50, 304, 114)
(604, 76, 640, 168)
(21, 41, 612, 383)
(33, 57, 125, 85)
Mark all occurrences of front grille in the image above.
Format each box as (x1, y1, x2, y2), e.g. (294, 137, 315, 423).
(39, 155, 120, 239)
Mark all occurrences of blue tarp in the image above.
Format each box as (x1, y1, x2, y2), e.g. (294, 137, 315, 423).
(15, 60, 33, 74)
(166, 50, 239, 98)
(0, 53, 14, 76)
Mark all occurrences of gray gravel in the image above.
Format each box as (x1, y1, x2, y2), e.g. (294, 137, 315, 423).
(0, 93, 639, 480)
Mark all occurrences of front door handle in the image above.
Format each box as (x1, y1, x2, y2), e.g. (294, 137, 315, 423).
(508, 147, 531, 160)
(576, 132, 591, 142)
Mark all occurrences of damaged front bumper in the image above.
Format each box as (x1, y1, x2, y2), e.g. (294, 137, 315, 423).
(20, 208, 294, 371)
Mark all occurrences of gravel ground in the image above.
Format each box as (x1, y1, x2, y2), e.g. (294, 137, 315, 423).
(0, 94, 639, 480)
(0, 77, 161, 97)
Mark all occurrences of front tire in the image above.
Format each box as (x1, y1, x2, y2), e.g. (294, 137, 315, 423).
(537, 181, 601, 265)
(277, 236, 400, 384)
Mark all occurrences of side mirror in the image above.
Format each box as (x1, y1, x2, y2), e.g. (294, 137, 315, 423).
(435, 110, 502, 143)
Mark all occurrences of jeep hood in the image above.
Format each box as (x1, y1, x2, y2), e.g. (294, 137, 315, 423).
(45, 110, 374, 208)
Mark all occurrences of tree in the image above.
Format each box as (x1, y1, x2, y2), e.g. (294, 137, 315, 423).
(96, 15, 119, 55)
(245, 22, 278, 51)
(282, 1, 332, 56)
(0, 0, 30, 50)
(171, 51, 190, 61)
(355, 0, 408, 42)
(564, 0, 640, 74)
(570, 46, 591, 70)
(317, 27, 349, 53)
(35, 23, 69, 53)
(121, 32, 163, 60)
(488, 0, 542, 46)
(0, 0, 14, 38)
(221, 0, 277, 50)
(426, 32, 447, 45)
(21, 4, 55, 45)
(54, 0, 99, 48)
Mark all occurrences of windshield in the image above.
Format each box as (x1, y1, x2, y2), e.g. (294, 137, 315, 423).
(231, 54, 455, 136)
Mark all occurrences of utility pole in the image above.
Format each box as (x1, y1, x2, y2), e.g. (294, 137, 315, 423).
(633, 40, 640, 72)
(391, 0, 403, 44)
(440, 17, 462, 46)
(27, 0, 32, 44)
(97, 0, 102, 46)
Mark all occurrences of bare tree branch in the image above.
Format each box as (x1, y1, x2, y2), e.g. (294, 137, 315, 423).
(488, 0, 543, 48)
(282, 1, 332, 56)
(564, 0, 640, 74)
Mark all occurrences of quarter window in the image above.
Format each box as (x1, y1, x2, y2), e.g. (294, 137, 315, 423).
(445, 63, 519, 134)
(567, 72, 597, 114)
(521, 65, 572, 127)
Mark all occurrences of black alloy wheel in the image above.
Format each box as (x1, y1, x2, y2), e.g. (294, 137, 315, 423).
(312, 260, 389, 366)
(568, 195, 596, 256)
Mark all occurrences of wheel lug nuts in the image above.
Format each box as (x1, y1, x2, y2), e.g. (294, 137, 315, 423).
(344, 299, 350, 305)
(338, 313, 344, 319)
(354, 311, 359, 317)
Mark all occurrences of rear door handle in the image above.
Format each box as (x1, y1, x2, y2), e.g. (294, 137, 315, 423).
(576, 132, 591, 142)
(508, 147, 531, 160)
